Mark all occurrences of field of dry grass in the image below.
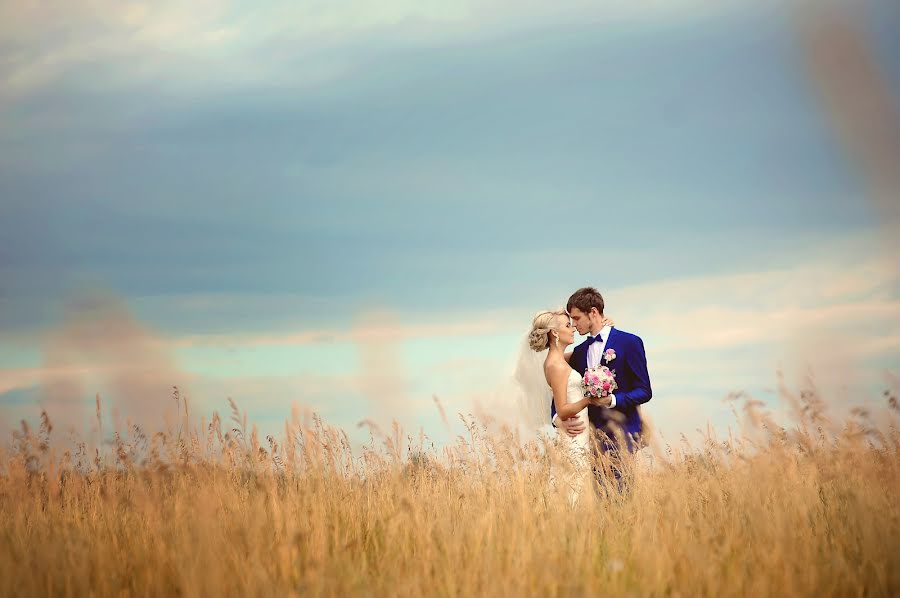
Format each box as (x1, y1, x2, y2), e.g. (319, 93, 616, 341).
(2, 387, 899, 597)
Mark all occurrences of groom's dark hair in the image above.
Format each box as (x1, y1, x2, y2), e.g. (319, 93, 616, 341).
(567, 287, 605, 315)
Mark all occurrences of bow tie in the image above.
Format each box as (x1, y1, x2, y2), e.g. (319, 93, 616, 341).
(585, 335, 603, 346)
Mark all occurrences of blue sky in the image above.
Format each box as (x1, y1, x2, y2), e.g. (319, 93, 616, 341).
(1, 0, 899, 445)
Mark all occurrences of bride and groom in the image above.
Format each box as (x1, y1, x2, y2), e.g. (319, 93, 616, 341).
(529, 287, 652, 468)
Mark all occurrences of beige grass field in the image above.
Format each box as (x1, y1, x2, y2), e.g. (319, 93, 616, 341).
(2, 387, 899, 597)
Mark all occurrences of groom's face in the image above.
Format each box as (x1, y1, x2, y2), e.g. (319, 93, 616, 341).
(568, 307, 591, 335)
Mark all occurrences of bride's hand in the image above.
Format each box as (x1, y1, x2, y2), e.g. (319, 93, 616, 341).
(600, 315, 615, 328)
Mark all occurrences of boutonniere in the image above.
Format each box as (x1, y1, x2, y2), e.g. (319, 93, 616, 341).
(604, 348, 616, 362)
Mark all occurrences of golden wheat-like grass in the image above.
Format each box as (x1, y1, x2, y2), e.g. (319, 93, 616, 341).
(1, 385, 898, 597)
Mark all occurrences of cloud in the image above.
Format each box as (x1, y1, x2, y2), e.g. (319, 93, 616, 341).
(0, 0, 741, 101)
(604, 249, 900, 437)
(3, 0, 892, 344)
(175, 317, 508, 348)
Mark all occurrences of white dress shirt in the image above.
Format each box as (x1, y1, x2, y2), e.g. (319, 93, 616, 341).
(553, 325, 616, 428)
(587, 325, 616, 408)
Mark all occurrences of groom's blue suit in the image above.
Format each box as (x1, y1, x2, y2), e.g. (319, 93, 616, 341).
(551, 327, 652, 451)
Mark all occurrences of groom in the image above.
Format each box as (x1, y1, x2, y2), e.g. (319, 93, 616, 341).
(552, 287, 652, 452)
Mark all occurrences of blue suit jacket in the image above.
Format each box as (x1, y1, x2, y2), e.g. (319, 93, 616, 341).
(551, 327, 652, 449)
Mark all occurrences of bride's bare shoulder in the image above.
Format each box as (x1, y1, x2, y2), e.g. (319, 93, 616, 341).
(543, 356, 569, 380)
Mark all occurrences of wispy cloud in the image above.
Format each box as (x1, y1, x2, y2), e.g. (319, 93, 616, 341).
(611, 255, 898, 351)
(1, 0, 739, 100)
(175, 318, 508, 348)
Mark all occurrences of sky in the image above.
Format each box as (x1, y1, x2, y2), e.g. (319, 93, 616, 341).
(1, 0, 899, 447)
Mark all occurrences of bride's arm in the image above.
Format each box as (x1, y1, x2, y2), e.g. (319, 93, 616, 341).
(548, 363, 590, 420)
(564, 351, 573, 363)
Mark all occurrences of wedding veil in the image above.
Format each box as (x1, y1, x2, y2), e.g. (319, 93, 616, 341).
(481, 330, 555, 440)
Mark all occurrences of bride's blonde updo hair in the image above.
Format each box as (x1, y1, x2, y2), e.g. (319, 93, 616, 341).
(528, 309, 567, 352)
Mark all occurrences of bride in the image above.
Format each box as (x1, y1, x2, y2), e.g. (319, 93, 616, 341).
(529, 310, 591, 453)
(526, 310, 613, 496)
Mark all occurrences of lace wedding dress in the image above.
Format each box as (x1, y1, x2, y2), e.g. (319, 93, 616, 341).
(559, 368, 591, 502)
(494, 335, 591, 501)
(562, 368, 591, 456)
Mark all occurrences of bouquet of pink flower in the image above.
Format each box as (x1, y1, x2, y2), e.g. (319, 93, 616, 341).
(582, 365, 617, 399)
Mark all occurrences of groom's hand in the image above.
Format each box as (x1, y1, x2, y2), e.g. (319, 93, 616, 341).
(589, 395, 613, 408)
(557, 416, 585, 437)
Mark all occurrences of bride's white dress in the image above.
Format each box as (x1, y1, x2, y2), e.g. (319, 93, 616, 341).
(558, 369, 591, 500)
(501, 337, 592, 498)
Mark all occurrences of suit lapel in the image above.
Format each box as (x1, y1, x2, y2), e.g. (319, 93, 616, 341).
(572, 340, 590, 374)
(600, 328, 618, 367)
